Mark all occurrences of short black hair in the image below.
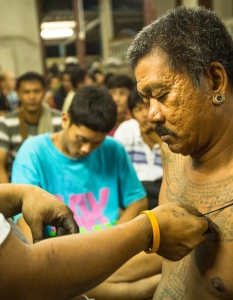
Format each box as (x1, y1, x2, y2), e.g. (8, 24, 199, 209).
(16, 72, 46, 89)
(127, 6, 233, 87)
(68, 85, 117, 133)
(70, 68, 88, 89)
(90, 69, 103, 81)
(128, 86, 144, 112)
(105, 74, 135, 90)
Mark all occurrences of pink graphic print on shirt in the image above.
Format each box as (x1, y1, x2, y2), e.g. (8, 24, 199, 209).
(56, 188, 111, 232)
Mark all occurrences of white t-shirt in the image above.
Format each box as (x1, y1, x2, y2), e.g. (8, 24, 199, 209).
(62, 90, 75, 112)
(0, 213, 10, 245)
(114, 119, 163, 182)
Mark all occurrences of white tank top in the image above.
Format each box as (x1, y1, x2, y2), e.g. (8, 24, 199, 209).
(0, 213, 10, 245)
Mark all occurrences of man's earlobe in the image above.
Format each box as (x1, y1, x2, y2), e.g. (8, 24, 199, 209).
(212, 94, 225, 105)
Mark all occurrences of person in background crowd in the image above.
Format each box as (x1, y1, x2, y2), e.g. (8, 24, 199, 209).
(13, 85, 147, 238)
(91, 68, 105, 86)
(47, 73, 61, 91)
(53, 70, 72, 110)
(44, 73, 61, 108)
(0, 71, 61, 183)
(0, 74, 10, 116)
(115, 86, 163, 209)
(0, 72, 19, 110)
(0, 71, 19, 115)
(0, 71, 19, 111)
(62, 68, 93, 112)
(105, 74, 135, 136)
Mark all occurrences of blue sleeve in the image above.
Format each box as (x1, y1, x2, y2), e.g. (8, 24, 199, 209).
(12, 139, 41, 224)
(11, 140, 41, 186)
(115, 142, 146, 208)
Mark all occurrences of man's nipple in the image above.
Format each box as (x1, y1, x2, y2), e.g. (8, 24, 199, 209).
(211, 277, 225, 292)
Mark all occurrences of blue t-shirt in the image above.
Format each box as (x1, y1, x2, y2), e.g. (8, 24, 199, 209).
(12, 133, 146, 234)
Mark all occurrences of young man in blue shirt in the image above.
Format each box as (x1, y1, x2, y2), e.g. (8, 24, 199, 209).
(12, 85, 148, 236)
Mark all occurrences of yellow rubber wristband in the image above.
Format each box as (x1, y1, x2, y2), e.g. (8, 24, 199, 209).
(140, 210, 160, 254)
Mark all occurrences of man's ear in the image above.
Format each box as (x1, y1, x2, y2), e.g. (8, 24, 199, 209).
(205, 62, 228, 105)
(61, 112, 71, 129)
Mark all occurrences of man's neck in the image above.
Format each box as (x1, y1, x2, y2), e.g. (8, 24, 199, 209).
(116, 111, 131, 126)
(22, 107, 42, 124)
(51, 131, 70, 157)
(188, 125, 233, 176)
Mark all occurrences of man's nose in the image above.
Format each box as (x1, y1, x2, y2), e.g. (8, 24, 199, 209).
(112, 93, 120, 103)
(142, 107, 149, 117)
(29, 92, 36, 99)
(147, 99, 165, 124)
(80, 143, 92, 154)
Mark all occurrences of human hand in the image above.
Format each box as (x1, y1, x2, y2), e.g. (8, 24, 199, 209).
(21, 186, 79, 243)
(152, 202, 208, 261)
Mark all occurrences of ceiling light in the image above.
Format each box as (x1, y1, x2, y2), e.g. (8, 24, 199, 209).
(41, 21, 77, 30)
(41, 28, 74, 39)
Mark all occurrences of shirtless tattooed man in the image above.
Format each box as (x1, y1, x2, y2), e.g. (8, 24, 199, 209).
(128, 6, 233, 300)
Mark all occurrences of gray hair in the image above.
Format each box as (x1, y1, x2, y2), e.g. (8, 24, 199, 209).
(127, 6, 233, 87)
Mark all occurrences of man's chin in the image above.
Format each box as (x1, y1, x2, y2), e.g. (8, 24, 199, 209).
(168, 143, 190, 156)
(73, 153, 87, 159)
(25, 107, 40, 113)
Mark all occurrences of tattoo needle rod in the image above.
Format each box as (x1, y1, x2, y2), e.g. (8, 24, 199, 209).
(203, 202, 233, 215)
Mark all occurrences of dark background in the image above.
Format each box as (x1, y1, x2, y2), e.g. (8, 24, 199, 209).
(39, 0, 144, 58)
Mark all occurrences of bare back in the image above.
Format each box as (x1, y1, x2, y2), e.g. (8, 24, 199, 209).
(154, 144, 233, 300)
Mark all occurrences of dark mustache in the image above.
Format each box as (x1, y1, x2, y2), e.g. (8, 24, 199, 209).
(155, 124, 176, 137)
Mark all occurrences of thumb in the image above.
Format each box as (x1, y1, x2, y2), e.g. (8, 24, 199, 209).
(181, 204, 203, 217)
(30, 220, 45, 243)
